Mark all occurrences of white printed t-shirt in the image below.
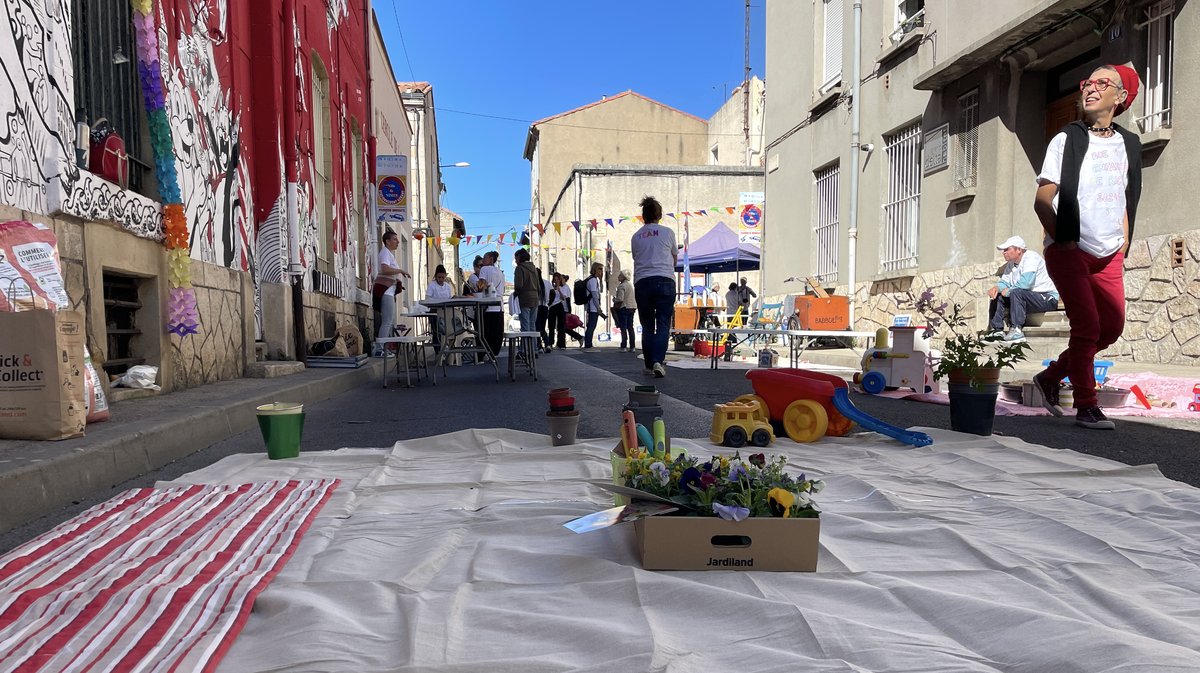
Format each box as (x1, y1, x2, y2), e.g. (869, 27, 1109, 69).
(377, 248, 400, 296)
(1037, 132, 1128, 257)
(630, 223, 677, 280)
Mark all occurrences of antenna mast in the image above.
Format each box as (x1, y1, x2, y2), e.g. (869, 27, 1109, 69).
(743, 0, 751, 155)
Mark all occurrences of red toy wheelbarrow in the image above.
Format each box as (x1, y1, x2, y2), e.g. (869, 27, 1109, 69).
(742, 368, 932, 446)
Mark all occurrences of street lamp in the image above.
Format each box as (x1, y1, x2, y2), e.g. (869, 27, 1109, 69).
(440, 162, 470, 168)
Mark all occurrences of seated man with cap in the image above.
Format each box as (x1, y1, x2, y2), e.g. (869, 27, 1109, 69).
(988, 235, 1059, 342)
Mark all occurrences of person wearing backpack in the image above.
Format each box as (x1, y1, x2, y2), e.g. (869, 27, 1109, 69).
(572, 277, 588, 307)
(1032, 64, 1142, 431)
(583, 262, 605, 350)
(630, 196, 677, 378)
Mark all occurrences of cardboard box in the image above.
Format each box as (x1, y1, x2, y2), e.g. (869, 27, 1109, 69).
(793, 296, 849, 330)
(635, 515, 820, 571)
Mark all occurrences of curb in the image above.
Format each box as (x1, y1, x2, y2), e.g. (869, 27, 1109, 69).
(0, 360, 384, 535)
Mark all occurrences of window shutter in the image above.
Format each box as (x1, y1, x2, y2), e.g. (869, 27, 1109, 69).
(823, 0, 844, 89)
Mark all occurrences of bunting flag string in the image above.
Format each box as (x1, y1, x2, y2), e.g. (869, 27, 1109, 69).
(452, 202, 756, 255)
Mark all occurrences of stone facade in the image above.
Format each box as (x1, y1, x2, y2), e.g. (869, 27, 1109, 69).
(169, 262, 254, 389)
(838, 228, 1200, 366)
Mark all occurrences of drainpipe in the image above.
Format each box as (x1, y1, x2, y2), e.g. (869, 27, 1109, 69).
(282, 0, 306, 362)
(364, 1, 376, 297)
(846, 0, 863, 326)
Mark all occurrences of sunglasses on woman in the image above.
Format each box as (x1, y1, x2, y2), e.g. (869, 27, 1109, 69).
(1079, 78, 1120, 92)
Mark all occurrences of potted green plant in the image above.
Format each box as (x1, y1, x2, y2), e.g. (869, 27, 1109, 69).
(905, 290, 1031, 435)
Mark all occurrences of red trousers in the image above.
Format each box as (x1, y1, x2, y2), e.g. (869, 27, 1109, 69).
(1041, 245, 1125, 409)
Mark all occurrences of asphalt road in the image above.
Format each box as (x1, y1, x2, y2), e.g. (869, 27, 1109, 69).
(3, 348, 1197, 552)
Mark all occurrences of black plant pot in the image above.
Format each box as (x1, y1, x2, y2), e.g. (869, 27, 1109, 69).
(948, 383, 1000, 436)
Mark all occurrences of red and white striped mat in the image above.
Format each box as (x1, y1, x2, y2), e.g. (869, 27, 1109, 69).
(0, 479, 338, 673)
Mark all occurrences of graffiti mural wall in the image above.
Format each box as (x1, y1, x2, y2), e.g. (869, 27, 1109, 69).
(0, 0, 75, 214)
(157, 0, 253, 272)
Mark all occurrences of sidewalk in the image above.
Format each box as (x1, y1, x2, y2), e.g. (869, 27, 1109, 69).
(0, 360, 384, 534)
(785, 345, 1200, 381)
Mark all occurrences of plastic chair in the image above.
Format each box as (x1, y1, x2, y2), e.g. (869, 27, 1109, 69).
(752, 302, 784, 329)
(713, 307, 745, 349)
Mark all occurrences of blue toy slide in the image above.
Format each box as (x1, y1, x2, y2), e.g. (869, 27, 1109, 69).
(832, 388, 933, 447)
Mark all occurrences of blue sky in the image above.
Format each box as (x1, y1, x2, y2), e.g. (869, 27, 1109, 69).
(377, 1, 765, 266)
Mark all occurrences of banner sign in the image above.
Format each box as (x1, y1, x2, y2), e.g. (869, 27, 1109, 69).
(738, 192, 764, 245)
(376, 155, 409, 223)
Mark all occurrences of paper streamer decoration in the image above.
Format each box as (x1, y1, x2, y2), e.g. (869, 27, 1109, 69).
(131, 1, 199, 336)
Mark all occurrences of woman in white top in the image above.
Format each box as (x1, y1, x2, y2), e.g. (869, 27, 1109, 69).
(1032, 64, 1142, 430)
(613, 272, 636, 352)
(425, 264, 453, 350)
(374, 230, 411, 346)
(425, 265, 453, 300)
(547, 273, 574, 349)
(583, 262, 604, 349)
(464, 256, 484, 296)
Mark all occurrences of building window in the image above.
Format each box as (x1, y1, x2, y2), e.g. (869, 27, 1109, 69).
(813, 164, 840, 283)
(954, 89, 979, 189)
(710, 143, 720, 165)
(311, 56, 333, 275)
(881, 123, 922, 273)
(351, 125, 366, 287)
(821, 0, 844, 93)
(70, 0, 148, 193)
(1138, 0, 1173, 132)
(891, 0, 925, 43)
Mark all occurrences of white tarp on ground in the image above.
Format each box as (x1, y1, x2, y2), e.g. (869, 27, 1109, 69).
(165, 429, 1200, 673)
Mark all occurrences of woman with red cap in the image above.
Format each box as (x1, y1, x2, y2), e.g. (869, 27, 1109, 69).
(1032, 64, 1142, 430)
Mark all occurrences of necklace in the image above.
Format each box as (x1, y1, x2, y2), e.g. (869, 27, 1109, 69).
(1087, 124, 1115, 135)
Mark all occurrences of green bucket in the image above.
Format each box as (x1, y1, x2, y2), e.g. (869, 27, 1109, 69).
(256, 403, 305, 460)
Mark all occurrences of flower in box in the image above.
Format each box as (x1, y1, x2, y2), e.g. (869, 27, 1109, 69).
(618, 451, 823, 519)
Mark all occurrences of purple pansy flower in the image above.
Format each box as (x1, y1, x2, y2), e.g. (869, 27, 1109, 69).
(712, 503, 750, 521)
(727, 463, 747, 483)
(679, 467, 702, 493)
(648, 462, 670, 487)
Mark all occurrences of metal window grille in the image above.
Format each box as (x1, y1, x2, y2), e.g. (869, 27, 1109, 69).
(954, 90, 979, 189)
(822, 0, 844, 92)
(813, 164, 840, 283)
(891, 0, 925, 43)
(1138, 0, 1173, 132)
(881, 124, 922, 273)
(70, 0, 147, 193)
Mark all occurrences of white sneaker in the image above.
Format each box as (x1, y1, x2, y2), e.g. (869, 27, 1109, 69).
(652, 363, 666, 378)
(1004, 329, 1026, 342)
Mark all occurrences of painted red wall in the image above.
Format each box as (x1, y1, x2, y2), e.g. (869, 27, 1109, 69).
(157, 0, 368, 276)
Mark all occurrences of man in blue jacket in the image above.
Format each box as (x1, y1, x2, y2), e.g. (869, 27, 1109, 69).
(987, 235, 1059, 342)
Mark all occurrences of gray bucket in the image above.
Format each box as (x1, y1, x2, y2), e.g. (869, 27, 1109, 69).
(622, 403, 663, 430)
(627, 387, 661, 407)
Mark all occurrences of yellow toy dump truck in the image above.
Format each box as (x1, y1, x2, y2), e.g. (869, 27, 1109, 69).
(710, 400, 775, 448)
